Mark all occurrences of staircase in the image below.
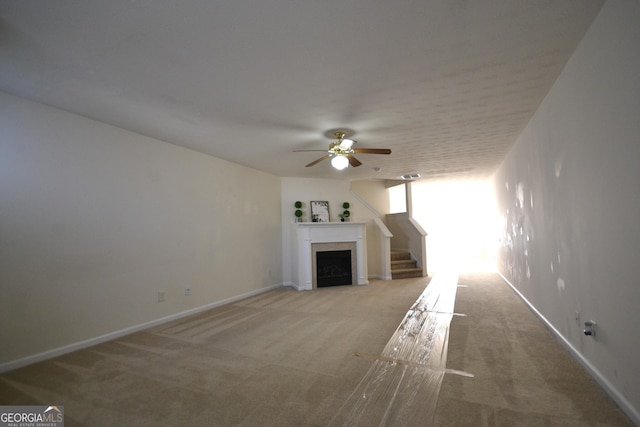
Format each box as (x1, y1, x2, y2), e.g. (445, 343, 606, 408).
(391, 250, 423, 279)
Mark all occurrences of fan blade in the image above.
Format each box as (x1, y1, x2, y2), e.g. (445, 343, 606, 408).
(353, 148, 392, 155)
(347, 155, 362, 167)
(305, 155, 331, 167)
(293, 149, 329, 152)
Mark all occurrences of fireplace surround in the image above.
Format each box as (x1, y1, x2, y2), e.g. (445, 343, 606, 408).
(292, 222, 368, 291)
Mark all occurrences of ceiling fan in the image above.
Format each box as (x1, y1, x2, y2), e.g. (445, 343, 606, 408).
(294, 131, 392, 170)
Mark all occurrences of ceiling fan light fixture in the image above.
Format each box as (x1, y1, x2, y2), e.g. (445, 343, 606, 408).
(331, 155, 349, 170)
(295, 130, 391, 169)
(339, 138, 354, 148)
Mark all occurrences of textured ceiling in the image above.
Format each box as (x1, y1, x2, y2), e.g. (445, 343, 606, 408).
(0, 0, 604, 181)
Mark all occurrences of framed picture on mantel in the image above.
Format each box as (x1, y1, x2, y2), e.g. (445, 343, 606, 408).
(310, 201, 330, 222)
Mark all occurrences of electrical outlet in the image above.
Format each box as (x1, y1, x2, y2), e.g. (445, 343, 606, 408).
(158, 291, 166, 302)
(584, 320, 596, 337)
(575, 310, 580, 325)
(184, 288, 191, 296)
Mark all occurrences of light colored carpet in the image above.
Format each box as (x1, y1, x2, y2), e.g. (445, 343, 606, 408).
(0, 278, 429, 426)
(0, 273, 632, 426)
(434, 272, 632, 426)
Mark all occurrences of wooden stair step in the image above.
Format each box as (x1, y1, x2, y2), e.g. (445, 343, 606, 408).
(391, 259, 418, 269)
(390, 250, 412, 261)
(391, 268, 424, 279)
(390, 250, 423, 279)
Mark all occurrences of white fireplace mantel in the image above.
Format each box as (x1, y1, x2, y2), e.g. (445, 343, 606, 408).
(292, 222, 368, 291)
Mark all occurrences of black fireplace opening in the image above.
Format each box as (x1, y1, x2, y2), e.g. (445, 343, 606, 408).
(316, 250, 352, 287)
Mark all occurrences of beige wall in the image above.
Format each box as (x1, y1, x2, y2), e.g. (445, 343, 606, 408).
(349, 180, 392, 279)
(0, 91, 283, 368)
(350, 180, 390, 216)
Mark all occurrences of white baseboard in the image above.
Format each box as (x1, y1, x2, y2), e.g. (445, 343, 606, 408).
(282, 281, 300, 290)
(367, 274, 392, 281)
(498, 272, 640, 426)
(283, 280, 370, 290)
(0, 283, 285, 374)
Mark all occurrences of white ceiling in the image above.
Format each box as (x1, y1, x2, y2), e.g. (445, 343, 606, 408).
(0, 0, 604, 181)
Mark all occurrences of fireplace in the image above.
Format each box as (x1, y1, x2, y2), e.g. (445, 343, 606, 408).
(316, 250, 352, 287)
(311, 242, 357, 288)
(312, 241, 357, 287)
(292, 222, 368, 291)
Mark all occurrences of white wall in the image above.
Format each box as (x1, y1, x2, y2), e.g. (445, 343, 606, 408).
(493, 1, 640, 422)
(0, 91, 282, 368)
